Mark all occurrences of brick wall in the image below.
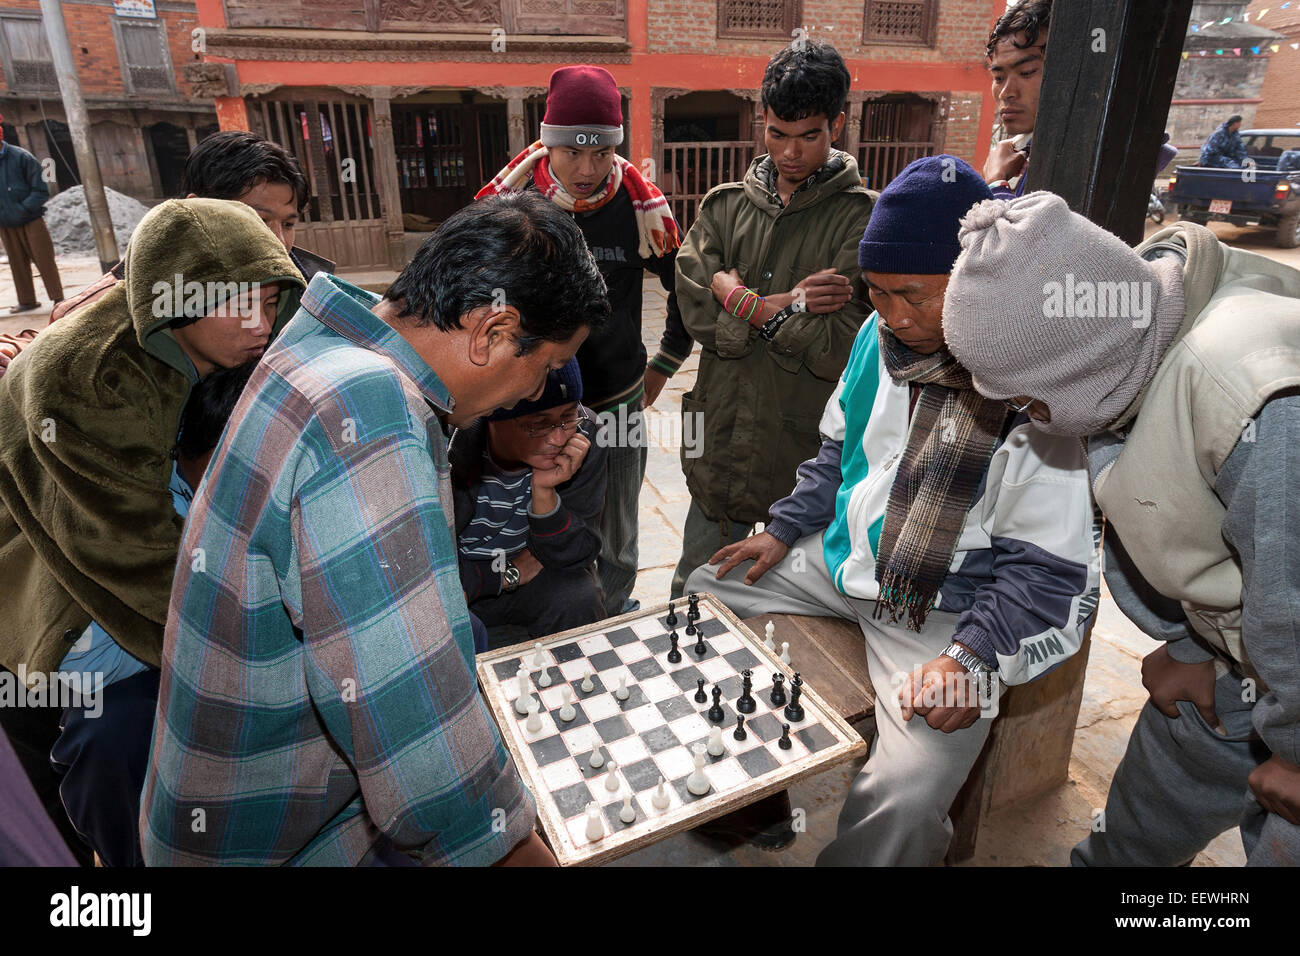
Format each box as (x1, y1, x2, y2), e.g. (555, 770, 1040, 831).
(1247, 0, 1300, 128)
(941, 90, 980, 164)
(0, 0, 201, 98)
(648, 0, 993, 65)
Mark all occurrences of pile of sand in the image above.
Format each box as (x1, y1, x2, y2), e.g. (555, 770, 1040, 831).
(44, 185, 149, 257)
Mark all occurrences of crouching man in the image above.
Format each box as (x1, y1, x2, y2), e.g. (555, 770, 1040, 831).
(692, 157, 1100, 866)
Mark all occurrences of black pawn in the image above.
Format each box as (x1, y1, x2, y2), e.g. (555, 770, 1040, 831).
(666, 630, 681, 664)
(778, 723, 793, 749)
(665, 602, 678, 628)
(693, 628, 707, 656)
(769, 673, 787, 707)
(685, 619, 697, 637)
(707, 685, 725, 723)
(733, 714, 748, 741)
(694, 677, 707, 703)
(736, 669, 756, 714)
(784, 673, 805, 723)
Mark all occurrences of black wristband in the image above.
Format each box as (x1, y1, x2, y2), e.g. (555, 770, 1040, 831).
(758, 303, 800, 342)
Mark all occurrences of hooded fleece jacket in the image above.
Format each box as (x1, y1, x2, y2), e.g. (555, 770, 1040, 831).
(0, 198, 304, 680)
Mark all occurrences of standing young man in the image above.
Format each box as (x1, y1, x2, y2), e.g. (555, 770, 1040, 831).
(0, 116, 63, 314)
(671, 39, 873, 598)
(983, 0, 1051, 198)
(477, 65, 689, 616)
(142, 193, 610, 866)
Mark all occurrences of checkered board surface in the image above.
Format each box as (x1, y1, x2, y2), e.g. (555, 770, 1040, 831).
(476, 594, 867, 866)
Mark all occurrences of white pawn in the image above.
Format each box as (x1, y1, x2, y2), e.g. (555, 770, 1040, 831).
(706, 725, 726, 757)
(513, 666, 532, 716)
(780, 641, 791, 667)
(585, 801, 604, 842)
(619, 791, 636, 824)
(536, 665, 552, 688)
(531, 641, 546, 669)
(614, 674, 630, 701)
(764, 621, 777, 653)
(525, 698, 542, 734)
(588, 736, 605, 769)
(686, 742, 711, 796)
(604, 761, 621, 792)
(581, 667, 595, 693)
(558, 684, 576, 722)
(651, 776, 671, 810)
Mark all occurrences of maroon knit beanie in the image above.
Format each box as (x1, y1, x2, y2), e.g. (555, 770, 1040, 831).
(541, 66, 624, 148)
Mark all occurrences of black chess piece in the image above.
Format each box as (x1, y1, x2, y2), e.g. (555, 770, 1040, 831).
(687, 592, 700, 615)
(685, 619, 697, 637)
(733, 714, 748, 741)
(694, 677, 708, 703)
(707, 685, 725, 723)
(769, 673, 787, 707)
(693, 628, 707, 656)
(667, 630, 681, 664)
(784, 673, 805, 723)
(736, 670, 756, 714)
(665, 602, 678, 629)
(778, 723, 793, 750)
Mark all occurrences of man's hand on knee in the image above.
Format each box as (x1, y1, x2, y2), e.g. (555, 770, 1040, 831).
(1248, 754, 1300, 826)
(899, 655, 982, 733)
(1141, 644, 1220, 729)
(708, 532, 788, 586)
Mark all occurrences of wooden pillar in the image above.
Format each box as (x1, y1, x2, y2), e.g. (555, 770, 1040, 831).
(1026, 0, 1193, 244)
(506, 90, 526, 156)
(371, 93, 408, 271)
(843, 91, 865, 159)
(185, 125, 198, 152)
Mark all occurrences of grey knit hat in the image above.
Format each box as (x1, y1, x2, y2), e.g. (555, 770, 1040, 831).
(942, 191, 1186, 436)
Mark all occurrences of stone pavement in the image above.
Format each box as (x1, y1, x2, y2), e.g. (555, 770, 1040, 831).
(6, 223, 1270, 866)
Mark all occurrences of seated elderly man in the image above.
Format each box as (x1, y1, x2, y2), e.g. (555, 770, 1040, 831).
(452, 357, 607, 645)
(690, 156, 1100, 866)
(944, 191, 1300, 867)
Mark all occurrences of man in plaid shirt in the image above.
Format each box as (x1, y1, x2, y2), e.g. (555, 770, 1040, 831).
(141, 193, 610, 866)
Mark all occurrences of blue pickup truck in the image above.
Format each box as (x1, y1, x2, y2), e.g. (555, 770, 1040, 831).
(1168, 129, 1300, 247)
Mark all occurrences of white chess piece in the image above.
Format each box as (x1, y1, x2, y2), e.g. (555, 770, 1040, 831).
(558, 684, 576, 722)
(764, 621, 777, 652)
(588, 735, 605, 769)
(514, 666, 532, 716)
(585, 802, 604, 842)
(619, 791, 636, 824)
(525, 698, 542, 734)
(686, 742, 711, 796)
(614, 674, 630, 701)
(780, 641, 791, 667)
(651, 776, 671, 810)
(532, 642, 546, 670)
(536, 665, 552, 688)
(581, 667, 595, 693)
(604, 761, 621, 792)
(706, 725, 725, 757)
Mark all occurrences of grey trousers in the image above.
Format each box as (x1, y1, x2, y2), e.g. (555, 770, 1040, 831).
(686, 531, 993, 866)
(597, 403, 649, 616)
(1072, 671, 1299, 866)
(670, 498, 754, 600)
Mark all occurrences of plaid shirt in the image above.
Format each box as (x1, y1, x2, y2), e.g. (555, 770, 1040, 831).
(141, 273, 536, 866)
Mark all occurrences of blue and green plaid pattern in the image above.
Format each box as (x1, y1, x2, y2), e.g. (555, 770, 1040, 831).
(141, 273, 536, 866)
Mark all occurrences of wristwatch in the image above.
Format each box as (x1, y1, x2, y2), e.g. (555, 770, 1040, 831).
(941, 642, 995, 698)
(758, 303, 800, 342)
(502, 560, 521, 593)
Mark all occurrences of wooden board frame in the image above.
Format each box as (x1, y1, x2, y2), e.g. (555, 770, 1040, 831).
(475, 593, 868, 867)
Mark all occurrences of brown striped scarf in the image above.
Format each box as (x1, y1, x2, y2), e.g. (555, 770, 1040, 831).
(874, 323, 1009, 630)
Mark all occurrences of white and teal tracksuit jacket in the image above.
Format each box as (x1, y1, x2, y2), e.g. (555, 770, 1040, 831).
(765, 315, 1101, 684)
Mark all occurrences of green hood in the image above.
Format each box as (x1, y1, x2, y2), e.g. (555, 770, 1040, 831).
(0, 198, 305, 677)
(125, 197, 305, 379)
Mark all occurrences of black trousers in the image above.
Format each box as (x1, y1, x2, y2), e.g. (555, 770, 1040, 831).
(471, 565, 605, 648)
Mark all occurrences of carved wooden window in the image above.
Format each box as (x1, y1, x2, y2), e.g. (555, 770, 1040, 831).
(717, 0, 801, 40)
(0, 16, 58, 92)
(863, 0, 937, 47)
(114, 19, 176, 95)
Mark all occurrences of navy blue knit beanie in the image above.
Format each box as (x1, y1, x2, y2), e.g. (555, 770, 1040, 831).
(489, 357, 584, 421)
(858, 155, 993, 275)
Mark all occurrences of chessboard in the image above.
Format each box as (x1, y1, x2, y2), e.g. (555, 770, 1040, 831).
(475, 593, 868, 867)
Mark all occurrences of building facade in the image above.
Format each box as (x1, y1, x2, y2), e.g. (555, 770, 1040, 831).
(1246, 0, 1300, 130)
(0, 0, 218, 203)
(188, 0, 1000, 267)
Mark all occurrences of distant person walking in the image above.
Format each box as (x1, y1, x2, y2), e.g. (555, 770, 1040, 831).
(1199, 114, 1249, 169)
(0, 115, 62, 313)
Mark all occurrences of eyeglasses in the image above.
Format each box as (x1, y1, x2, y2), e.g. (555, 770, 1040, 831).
(1004, 398, 1035, 415)
(522, 417, 584, 439)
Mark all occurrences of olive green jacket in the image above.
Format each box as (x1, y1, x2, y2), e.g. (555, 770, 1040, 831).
(675, 151, 874, 525)
(0, 198, 304, 680)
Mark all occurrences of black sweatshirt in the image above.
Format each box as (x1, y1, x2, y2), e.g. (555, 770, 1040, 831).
(527, 182, 692, 412)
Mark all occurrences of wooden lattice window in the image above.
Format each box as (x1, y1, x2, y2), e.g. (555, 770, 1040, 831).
(717, 0, 801, 40)
(863, 0, 937, 47)
(113, 19, 176, 95)
(0, 17, 58, 92)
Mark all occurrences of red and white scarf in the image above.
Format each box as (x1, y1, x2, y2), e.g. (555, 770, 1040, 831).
(476, 140, 681, 259)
